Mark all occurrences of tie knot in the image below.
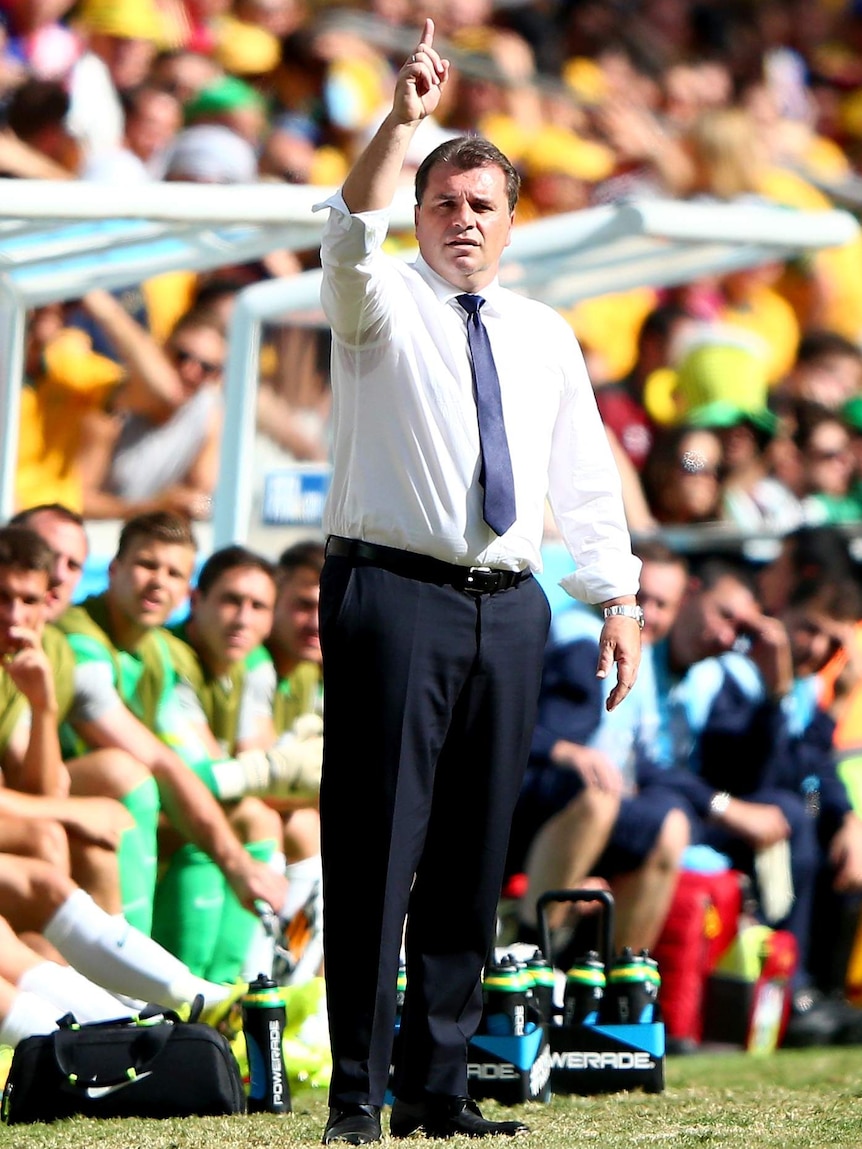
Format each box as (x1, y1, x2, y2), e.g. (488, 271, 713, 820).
(456, 293, 485, 316)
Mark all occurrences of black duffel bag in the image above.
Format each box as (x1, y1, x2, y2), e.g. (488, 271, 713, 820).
(1, 1003, 246, 1124)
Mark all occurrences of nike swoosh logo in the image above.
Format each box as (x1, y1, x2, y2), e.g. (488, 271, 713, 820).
(191, 896, 224, 910)
(84, 1072, 153, 1099)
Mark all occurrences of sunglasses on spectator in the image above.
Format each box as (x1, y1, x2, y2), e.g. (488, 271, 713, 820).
(170, 347, 224, 378)
(808, 446, 851, 463)
(676, 459, 722, 478)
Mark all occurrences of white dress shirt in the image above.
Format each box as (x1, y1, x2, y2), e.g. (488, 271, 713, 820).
(316, 192, 641, 605)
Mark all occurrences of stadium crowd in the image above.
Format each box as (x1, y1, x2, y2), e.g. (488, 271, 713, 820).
(5, 0, 862, 1087)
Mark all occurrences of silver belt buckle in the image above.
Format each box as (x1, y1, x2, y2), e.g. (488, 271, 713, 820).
(464, 566, 499, 593)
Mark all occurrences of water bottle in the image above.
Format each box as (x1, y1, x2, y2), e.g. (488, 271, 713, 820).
(641, 950, 661, 1019)
(395, 958, 407, 1026)
(523, 948, 555, 1024)
(242, 973, 291, 1113)
(481, 954, 529, 1036)
(602, 947, 659, 1024)
(563, 950, 606, 1026)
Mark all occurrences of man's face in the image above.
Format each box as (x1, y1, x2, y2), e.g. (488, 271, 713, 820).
(109, 539, 195, 629)
(783, 603, 849, 678)
(673, 574, 760, 667)
(0, 566, 49, 656)
(269, 566, 320, 666)
(414, 161, 514, 292)
(757, 542, 794, 616)
(638, 559, 688, 646)
(191, 566, 276, 667)
(26, 511, 88, 622)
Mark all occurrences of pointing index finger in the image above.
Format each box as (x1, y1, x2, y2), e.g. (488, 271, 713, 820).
(419, 18, 435, 49)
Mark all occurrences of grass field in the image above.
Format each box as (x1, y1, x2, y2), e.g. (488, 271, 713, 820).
(0, 1048, 860, 1149)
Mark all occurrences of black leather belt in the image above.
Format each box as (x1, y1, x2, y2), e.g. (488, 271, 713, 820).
(325, 536, 530, 595)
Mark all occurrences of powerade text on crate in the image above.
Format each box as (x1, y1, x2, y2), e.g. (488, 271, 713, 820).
(538, 889, 665, 1096)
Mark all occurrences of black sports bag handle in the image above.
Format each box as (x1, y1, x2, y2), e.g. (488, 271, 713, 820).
(52, 1022, 174, 1090)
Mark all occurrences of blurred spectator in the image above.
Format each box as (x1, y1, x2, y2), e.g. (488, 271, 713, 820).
(68, 0, 176, 158)
(687, 401, 807, 534)
(593, 302, 688, 471)
(663, 325, 772, 425)
(149, 47, 223, 103)
(183, 73, 267, 145)
(717, 262, 800, 386)
(5, 76, 79, 173)
(777, 331, 862, 413)
(16, 299, 124, 513)
(81, 83, 182, 181)
(76, 305, 225, 520)
(517, 123, 614, 222)
(791, 402, 862, 525)
(758, 524, 859, 617)
(680, 105, 862, 344)
(164, 122, 257, 181)
(641, 423, 724, 526)
(258, 113, 348, 185)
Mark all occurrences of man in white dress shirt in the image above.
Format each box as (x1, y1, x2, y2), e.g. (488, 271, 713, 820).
(315, 19, 643, 1145)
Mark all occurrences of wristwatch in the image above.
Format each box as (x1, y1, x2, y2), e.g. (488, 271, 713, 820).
(602, 604, 645, 629)
(708, 791, 732, 819)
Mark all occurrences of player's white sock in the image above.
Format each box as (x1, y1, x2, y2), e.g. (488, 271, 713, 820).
(0, 991, 61, 1046)
(43, 889, 235, 1010)
(240, 853, 286, 982)
(17, 963, 132, 1024)
(280, 855, 322, 922)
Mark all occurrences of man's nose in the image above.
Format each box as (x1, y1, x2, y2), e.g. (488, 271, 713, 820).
(451, 203, 476, 228)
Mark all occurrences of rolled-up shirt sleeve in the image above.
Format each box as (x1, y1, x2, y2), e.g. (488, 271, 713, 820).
(547, 331, 641, 604)
(315, 191, 397, 346)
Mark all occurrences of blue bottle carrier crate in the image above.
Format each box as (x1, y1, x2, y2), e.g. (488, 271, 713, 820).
(538, 889, 665, 1096)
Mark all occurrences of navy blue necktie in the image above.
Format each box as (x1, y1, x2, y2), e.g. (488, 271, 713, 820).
(456, 293, 517, 536)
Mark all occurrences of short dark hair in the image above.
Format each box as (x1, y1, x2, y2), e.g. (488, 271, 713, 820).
(694, 557, 755, 594)
(633, 539, 689, 573)
(9, 503, 85, 529)
(169, 306, 226, 343)
(195, 545, 276, 596)
(277, 539, 325, 579)
(414, 136, 520, 213)
(795, 330, 862, 368)
(788, 575, 862, 621)
(116, 512, 197, 559)
(784, 524, 854, 584)
(0, 527, 56, 577)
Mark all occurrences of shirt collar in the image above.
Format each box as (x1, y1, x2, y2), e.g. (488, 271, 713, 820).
(412, 252, 503, 316)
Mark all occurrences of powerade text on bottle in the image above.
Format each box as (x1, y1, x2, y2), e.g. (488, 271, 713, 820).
(242, 973, 291, 1113)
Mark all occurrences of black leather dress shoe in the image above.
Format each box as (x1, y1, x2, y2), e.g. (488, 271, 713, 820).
(390, 1095, 529, 1138)
(322, 1103, 382, 1145)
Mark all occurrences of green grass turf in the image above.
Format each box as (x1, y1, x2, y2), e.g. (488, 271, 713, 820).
(0, 1048, 861, 1149)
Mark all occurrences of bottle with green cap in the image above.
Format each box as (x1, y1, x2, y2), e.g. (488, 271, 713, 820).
(481, 954, 529, 1036)
(602, 947, 659, 1024)
(395, 958, 407, 1025)
(242, 974, 290, 1114)
(523, 948, 555, 1024)
(563, 951, 605, 1026)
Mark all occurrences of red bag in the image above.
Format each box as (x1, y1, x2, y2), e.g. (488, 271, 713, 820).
(651, 870, 744, 1043)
